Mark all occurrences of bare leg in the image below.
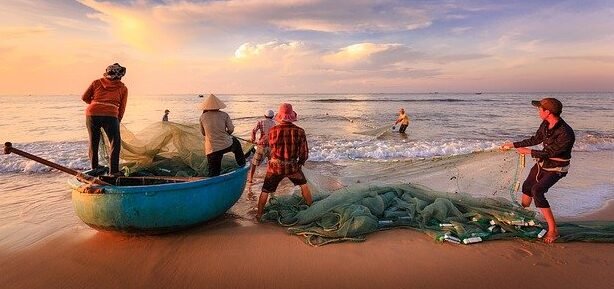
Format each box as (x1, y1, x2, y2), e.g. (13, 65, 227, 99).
(521, 194, 533, 208)
(299, 184, 313, 206)
(248, 165, 256, 183)
(256, 191, 269, 220)
(247, 185, 256, 200)
(540, 207, 559, 244)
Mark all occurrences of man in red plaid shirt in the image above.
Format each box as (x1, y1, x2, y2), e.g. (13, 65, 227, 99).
(256, 103, 313, 220)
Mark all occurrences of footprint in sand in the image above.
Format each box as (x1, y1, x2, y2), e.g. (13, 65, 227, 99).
(504, 247, 534, 261)
(533, 261, 552, 267)
(513, 247, 534, 257)
(579, 256, 608, 265)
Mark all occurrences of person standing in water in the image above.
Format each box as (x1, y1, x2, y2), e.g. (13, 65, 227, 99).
(393, 108, 410, 133)
(256, 103, 312, 220)
(198, 94, 246, 177)
(162, 109, 170, 122)
(81, 63, 128, 176)
(248, 109, 276, 184)
(502, 97, 575, 244)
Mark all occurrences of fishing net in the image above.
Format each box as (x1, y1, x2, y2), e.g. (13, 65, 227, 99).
(263, 150, 614, 246)
(101, 122, 252, 177)
(354, 124, 395, 139)
(263, 182, 614, 246)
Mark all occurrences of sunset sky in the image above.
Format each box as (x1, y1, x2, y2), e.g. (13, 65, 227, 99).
(1, 0, 613, 95)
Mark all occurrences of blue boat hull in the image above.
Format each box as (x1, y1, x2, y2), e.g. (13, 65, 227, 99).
(68, 165, 249, 234)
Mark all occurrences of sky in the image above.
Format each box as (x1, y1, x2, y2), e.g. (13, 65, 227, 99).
(1, 0, 613, 95)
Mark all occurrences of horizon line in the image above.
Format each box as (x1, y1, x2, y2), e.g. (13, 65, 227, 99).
(1, 91, 612, 97)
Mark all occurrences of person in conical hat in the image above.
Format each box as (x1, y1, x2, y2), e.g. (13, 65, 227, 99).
(198, 94, 245, 176)
(256, 103, 312, 220)
(198, 93, 227, 110)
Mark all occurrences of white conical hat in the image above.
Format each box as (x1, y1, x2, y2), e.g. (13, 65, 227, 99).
(198, 94, 226, 110)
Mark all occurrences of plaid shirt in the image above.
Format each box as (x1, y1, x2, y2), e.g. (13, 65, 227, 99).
(267, 122, 309, 175)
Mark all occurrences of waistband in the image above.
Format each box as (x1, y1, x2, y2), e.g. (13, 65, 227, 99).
(270, 158, 298, 165)
(538, 157, 571, 173)
(91, 101, 119, 108)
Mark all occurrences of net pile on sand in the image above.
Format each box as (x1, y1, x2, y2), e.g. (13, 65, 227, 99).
(263, 151, 614, 246)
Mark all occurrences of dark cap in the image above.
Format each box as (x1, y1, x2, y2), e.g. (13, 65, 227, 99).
(531, 97, 562, 114)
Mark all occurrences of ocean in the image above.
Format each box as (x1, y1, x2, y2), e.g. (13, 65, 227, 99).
(1, 92, 613, 248)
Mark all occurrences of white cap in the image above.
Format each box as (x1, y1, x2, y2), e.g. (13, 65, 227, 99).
(265, 109, 274, 118)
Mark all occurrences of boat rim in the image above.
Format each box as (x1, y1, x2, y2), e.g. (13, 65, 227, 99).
(68, 164, 250, 193)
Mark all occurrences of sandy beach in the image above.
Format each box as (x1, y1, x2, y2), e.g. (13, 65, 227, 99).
(2, 220, 613, 289)
(3, 0, 614, 288)
(2, 200, 613, 289)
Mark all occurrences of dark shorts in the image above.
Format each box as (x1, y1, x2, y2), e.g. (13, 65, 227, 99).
(399, 124, 408, 133)
(262, 170, 307, 193)
(521, 164, 566, 208)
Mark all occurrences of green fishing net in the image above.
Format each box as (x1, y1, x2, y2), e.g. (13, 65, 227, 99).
(262, 151, 614, 246)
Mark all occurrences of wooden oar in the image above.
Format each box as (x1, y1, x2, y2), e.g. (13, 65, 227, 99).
(3, 142, 110, 186)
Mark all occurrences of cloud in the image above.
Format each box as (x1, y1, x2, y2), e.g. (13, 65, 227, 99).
(75, 0, 437, 52)
(322, 43, 420, 69)
(232, 40, 319, 75)
(0, 26, 53, 40)
(543, 55, 614, 63)
(78, 0, 193, 52)
(432, 53, 491, 64)
(225, 40, 445, 92)
(450, 27, 471, 35)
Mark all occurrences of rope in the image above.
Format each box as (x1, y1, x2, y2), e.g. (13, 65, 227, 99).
(508, 153, 526, 207)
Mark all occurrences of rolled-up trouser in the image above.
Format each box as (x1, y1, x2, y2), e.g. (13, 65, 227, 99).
(86, 116, 121, 174)
(521, 164, 566, 208)
(206, 137, 246, 177)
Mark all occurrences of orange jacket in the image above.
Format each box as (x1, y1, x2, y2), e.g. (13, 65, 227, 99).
(82, 78, 128, 121)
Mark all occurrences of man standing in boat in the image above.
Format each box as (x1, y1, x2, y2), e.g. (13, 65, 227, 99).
(247, 109, 276, 184)
(81, 63, 128, 176)
(501, 97, 575, 244)
(198, 94, 246, 177)
(255, 103, 313, 220)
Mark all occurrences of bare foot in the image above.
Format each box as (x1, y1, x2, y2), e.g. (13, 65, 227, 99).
(543, 232, 560, 244)
(254, 214, 262, 223)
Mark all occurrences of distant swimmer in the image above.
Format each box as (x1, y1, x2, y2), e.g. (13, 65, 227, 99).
(162, 109, 170, 122)
(81, 63, 127, 176)
(393, 108, 410, 133)
(501, 97, 575, 244)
